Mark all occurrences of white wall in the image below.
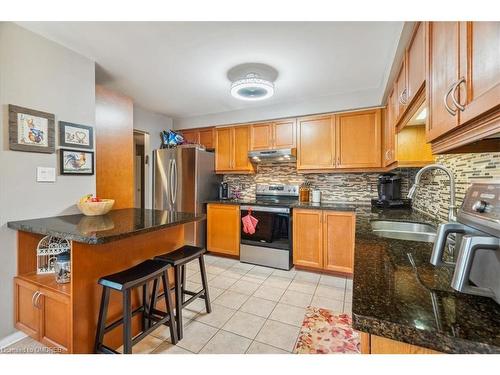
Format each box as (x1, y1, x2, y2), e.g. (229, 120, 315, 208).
(133, 104, 173, 208)
(173, 87, 380, 129)
(0, 22, 96, 339)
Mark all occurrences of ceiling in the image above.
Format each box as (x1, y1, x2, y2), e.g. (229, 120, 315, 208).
(18, 22, 404, 124)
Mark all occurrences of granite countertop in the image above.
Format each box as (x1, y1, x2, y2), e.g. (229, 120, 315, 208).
(7, 208, 204, 244)
(352, 206, 500, 353)
(206, 199, 357, 211)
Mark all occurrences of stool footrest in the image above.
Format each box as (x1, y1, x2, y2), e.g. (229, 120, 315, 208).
(182, 290, 206, 308)
(103, 306, 144, 334)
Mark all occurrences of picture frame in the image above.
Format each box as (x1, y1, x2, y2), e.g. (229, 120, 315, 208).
(60, 148, 95, 175)
(9, 104, 55, 153)
(59, 121, 94, 150)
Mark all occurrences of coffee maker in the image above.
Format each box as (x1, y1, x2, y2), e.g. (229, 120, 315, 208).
(372, 173, 410, 208)
(219, 182, 229, 200)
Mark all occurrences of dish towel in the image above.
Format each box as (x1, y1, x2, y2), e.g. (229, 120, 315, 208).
(242, 209, 258, 235)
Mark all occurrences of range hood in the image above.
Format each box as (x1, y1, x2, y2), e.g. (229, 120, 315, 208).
(248, 148, 297, 163)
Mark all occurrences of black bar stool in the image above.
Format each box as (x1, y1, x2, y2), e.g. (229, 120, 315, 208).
(153, 246, 211, 340)
(94, 259, 178, 354)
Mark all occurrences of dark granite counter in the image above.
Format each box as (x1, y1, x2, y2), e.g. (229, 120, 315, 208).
(7, 209, 204, 245)
(206, 199, 357, 211)
(352, 206, 500, 353)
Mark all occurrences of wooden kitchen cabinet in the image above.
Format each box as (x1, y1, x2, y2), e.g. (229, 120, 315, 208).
(14, 277, 71, 353)
(207, 204, 240, 256)
(395, 62, 407, 120)
(292, 209, 323, 269)
(323, 211, 356, 274)
(406, 22, 426, 105)
(360, 333, 440, 354)
(293, 209, 355, 274)
(383, 106, 396, 167)
(250, 119, 296, 150)
(297, 114, 335, 171)
(335, 109, 382, 169)
(198, 128, 215, 149)
(181, 129, 199, 144)
(426, 22, 462, 142)
(215, 126, 254, 173)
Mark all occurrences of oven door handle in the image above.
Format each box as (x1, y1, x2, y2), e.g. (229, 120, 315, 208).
(240, 205, 290, 214)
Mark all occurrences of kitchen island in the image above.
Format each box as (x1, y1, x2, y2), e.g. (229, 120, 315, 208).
(352, 206, 500, 354)
(8, 208, 204, 354)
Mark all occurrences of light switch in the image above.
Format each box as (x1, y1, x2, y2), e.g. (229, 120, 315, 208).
(36, 167, 56, 182)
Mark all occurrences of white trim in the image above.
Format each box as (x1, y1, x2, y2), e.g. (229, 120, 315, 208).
(0, 331, 28, 349)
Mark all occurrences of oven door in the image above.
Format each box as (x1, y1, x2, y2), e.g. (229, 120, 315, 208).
(240, 206, 291, 249)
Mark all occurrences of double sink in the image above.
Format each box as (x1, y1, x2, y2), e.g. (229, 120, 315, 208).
(371, 220, 437, 243)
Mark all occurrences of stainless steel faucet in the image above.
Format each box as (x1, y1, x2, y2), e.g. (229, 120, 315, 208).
(407, 164, 457, 222)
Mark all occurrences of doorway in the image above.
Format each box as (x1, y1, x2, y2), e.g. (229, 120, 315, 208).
(133, 130, 148, 209)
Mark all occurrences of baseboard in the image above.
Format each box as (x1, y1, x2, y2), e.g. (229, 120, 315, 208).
(0, 330, 27, 349)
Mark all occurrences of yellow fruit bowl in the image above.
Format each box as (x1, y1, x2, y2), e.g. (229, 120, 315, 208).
(77, 199, 115, 216)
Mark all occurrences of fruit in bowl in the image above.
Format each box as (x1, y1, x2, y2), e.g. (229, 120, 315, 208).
(77, 194, 115, 216)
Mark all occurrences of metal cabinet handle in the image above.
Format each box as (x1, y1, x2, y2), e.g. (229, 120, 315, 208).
(401, 88, 408, 105)
(385, 150, 390, 160)
(35, 292, 43, 308)
(451, 77, 466, 112)
(444, 82, 457, 116)
(31, 291, 40, 308)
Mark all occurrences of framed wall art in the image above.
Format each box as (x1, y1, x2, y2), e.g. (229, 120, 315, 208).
(59, 121, 94, 150)
(60, 148, 95, 175)
(9, 104, 55, 153)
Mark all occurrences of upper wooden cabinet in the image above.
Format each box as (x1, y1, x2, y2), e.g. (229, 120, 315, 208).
(293, 209, 355, 275)
(383, 107, 396, 167)
(406, 22, 426, 104)
(426, 22, 461, 142)
(207, 204, 240, 256)
(336, 109, 382, 169)
(250, 119, 296, 150)
(215, 126, 254, 174)
(179, 127, 215, 150)
(426, 22, 500, 151)
(395, 63, 407, 119)
(297, 114, 336, 171)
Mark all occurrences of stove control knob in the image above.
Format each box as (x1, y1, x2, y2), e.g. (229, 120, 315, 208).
(472, 200, 488, 213)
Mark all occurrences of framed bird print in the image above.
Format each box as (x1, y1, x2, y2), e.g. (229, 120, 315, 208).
(60, 149, 94, 175)
(59, 121, 94, 150)
(9, 104, 55, 153)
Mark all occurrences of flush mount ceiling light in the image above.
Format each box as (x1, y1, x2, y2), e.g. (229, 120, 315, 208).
(230, 73, 274, 101)
(227, 63, 278, 101)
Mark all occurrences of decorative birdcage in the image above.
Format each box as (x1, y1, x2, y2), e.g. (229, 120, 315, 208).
(36, 236, 71, 274)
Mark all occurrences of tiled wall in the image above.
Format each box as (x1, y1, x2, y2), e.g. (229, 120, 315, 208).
(411, 153, 500, 222)
(223, 163, 418, 204)
(223, 152, 500, 223)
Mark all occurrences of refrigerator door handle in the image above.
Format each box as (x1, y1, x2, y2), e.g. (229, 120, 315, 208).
(172, 158, 178, 206)
(168, 159, 174, 208)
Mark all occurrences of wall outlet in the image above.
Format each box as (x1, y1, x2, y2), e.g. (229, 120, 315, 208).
(36, 167, 56, 183)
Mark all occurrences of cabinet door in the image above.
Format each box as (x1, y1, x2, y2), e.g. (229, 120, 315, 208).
(292, 209, 323, 269)
(39, 288, 71, 353)
(297, 115, 335, 170)
(396, 126, 434, 166)
(181, 129, 199, 144)
(459, 22, 500, 125)
(323, 211, 355, 274)
(250, 123, 272, 150)
(336, 109, 381, 168)
(395, 62, 407, 119)
(14, 277, 40, 339)
(426, 22, 461, 141)
(407, 22, 426, 104)
(207, 204, 240, 256)
(233, 126, 252, 171)
(215, 128, 232, 171)
(199, 128, 215, 150)
(384, 98, 396, 167)
(273, 119, 296, 149)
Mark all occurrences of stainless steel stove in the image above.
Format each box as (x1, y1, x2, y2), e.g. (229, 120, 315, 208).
(431, 181, 500, 304)
(239, 184, 299, 270)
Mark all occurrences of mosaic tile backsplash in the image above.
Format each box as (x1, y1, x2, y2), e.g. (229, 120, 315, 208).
(223, 152, 500, 223)
(223, 163, 418, 203)
(411, 152, 500, 222)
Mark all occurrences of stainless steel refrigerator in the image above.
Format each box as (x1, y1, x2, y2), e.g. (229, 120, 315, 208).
(153, 145, 221, 249)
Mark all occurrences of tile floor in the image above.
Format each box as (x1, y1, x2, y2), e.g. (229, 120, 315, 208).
(3, 254, 353, 355)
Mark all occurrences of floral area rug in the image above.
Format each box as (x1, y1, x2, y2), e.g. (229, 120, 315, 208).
(294, 306, 360, 354)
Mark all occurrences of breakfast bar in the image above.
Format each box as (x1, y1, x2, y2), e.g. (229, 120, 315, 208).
(7, 208, 204, 354)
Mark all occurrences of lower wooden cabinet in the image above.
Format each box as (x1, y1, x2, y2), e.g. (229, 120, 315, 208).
(14, 277, 71, 353)
(360, 332, 440, 354)
(293, 209, 355, 274)
(207, 203, 240, 256)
